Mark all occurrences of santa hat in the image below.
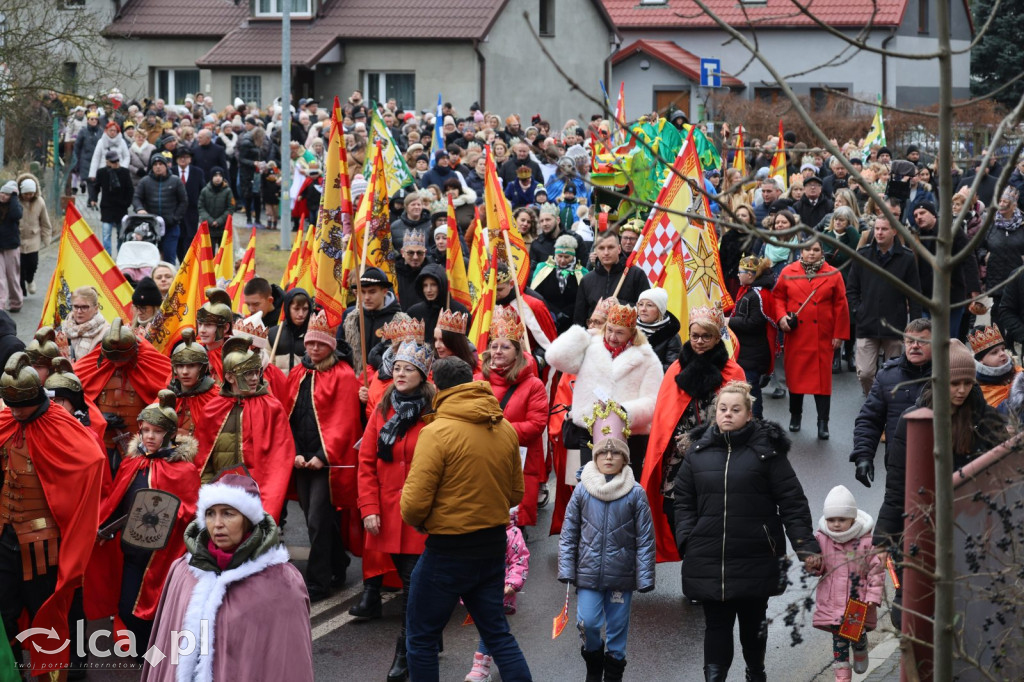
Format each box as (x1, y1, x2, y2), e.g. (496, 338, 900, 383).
(196, 474, 265, 525)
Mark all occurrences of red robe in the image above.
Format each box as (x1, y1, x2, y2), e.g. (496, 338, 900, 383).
(83, 437, 199, 621)
(772, 262, 849, 396)
(731, 284, 779, 375)
(640, 357, 746, 562)
(208, 345, 224, 382)
(193, 391, 295, 522)
(175, 382, 220, 437)
(503, 293, 558, 355)
(0, 404, 106, 675)
(75, 338, 173, 405)
(264, 362, 290, 405)
(284, 360, 363, 508)
(548, 372, 575, 536)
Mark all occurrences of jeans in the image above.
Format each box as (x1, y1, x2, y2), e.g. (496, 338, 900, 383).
(160, 223, 180, 263)
(101, 221, 118, 254)
(577, 588, 633, 660)
(743, 368, 763, 418)
(702, 598, 769, 670)
(406, 548, 531, 681)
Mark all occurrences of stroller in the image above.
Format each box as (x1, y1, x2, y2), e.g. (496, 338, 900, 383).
(120, 214, 165, 246)
(116, 215, 164, 284)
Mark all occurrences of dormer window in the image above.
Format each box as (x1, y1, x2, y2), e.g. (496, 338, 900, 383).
(255, 0, 312, 18)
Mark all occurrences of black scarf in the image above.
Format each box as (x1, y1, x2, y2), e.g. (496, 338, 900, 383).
(674, 341, 729, 402)
(377, 387, 427, 462)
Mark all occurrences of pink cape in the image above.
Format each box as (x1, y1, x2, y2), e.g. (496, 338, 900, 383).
(141, 550, 313, 682)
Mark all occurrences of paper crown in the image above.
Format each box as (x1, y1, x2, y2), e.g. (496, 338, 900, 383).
(593, 297, 620, 319)
(489, 305, 525, 342)
(738, 254, 763, 272)
(606, 303, 638, 328)
(496, 263, 513, 284)
(583, 399, 632, 457)
(404, 229, 427, 249)
(690, 303, 725, 330)
(378, 316, 424, 344)
(234, 311, 268, 349)
(305, 309, 337, 348)
(394, 340, 432, 376)
(437, 309, 469, 335)
(968, 324, 1004, 356)
(619, 218, 644, 235)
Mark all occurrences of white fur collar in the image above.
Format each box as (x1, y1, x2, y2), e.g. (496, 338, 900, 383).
(579, 461, 636, 501)
(176, 544, 290, 682)
(817, 509, 874, 544)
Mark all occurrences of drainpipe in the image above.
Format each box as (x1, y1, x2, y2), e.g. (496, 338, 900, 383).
(901, 407, 935, 680)
(881, 25, 898, 104)
(473, 39, 486, 110)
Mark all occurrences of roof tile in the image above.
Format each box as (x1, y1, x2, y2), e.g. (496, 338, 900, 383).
(602, 0, 908, 29)
(104, 0, 248, 37)
(612, 40, 744, 86)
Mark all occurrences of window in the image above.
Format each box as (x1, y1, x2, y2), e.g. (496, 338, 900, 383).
(539, 0, 554, 37)
(232, 76, 262, 107)
(155, 69, 200, 105)
(62, 62, 78, 94)
(918, 0, 929, 33)
(255, 0, 311, 17)
(364, 72, 415, 111)
(639, 0, 666, 4)
(754, 87, 781, 104)
(810, 87, 849, 112)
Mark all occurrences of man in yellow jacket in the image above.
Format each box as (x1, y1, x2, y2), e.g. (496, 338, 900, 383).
(401, 357, 531, 681)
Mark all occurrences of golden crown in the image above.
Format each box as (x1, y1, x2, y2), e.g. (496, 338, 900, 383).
(378, 317, 424, 343)
(404, 229, 427, 249)
(968, 324, 1004, 356)
(606, 303, 638, 328)
(489, 306, 525, 342)
(496, 263, 513, 284)
(437, 309, 469, 335)
(690, 303, 725, 329)
(738, 255, 763, 272)
(306, 309, 334, 336)
(233, 312, 268, 341)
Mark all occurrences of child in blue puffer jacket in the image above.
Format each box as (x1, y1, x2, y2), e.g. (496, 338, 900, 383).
(558, 399, 655, 682)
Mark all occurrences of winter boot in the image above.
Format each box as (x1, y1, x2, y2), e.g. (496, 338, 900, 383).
(465, 652, 492, 682)
(348, 584, 382, 619)
(817, 419, 830, 440)
(745, 666, 767, 682)
(704, 664, 729, 681)
(582, 644, 604, 682)
(603, 653, 627, 682)
(832, 348, 842, 373)
(387, 636, 409, 681)
(834, 665, 853, 682)
(789, 412, 801, 432)
(852, 641, 869, 674)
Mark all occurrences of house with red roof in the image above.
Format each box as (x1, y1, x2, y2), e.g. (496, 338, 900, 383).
(604, 0, 971, 122)
(92, 0, 619, 125)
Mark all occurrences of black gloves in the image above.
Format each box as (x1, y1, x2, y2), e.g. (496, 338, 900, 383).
(855, 459, 875, 488)
(103, 412, 127, 431)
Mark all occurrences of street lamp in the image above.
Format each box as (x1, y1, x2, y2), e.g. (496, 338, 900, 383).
(279, 0, 292, 251)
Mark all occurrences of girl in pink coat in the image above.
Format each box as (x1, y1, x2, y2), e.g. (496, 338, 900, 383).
(813, 485, 884, 682)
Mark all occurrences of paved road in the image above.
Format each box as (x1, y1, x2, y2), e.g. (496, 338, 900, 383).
(23, 205, 899, 680)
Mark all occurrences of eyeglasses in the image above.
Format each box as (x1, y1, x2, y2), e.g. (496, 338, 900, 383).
(72, 304, 94, 311)
(690, 333, 715, 342)
(586, 318, 604, 328)
(404, 250, 426, 257)
(905, 338, 931, 347)
(597, 451, 623, 459)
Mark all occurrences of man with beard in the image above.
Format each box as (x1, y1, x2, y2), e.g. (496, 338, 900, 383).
(530, 235, 587, 334)
(195, 287, 234, 381)
(168, 328, 219, 436)
(193, 334, 294, 521)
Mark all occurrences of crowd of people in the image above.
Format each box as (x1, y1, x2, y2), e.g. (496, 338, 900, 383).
(1, 89, 1022, 682)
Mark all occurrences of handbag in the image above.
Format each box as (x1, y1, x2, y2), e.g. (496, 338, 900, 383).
(837, 598, 870, 642)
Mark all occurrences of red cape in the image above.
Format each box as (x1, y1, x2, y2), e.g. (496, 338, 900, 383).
(75, 338, 173, 405)
(175, 383, 220, 437)
(732, 284, 779, 375)
(548, 372, 575, 536)
(640, 357, 746, 562)
(208, 345, 224, 382)
(0, 404, 106, 675)
(284, 360, 364, 507)
(264, 362, 289, 405)
(193, 392, 295, 521)
(83, 441, 199, 621)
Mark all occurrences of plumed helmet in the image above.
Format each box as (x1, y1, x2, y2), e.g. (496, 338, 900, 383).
(43, 357, 87, 413)
(0, 352, 45, 407)
(196, 287, 234, 327)
(138, 389, 178, 436)
(25, 326, 60, 368)
(170, 328, 209, 366)
(221, 334, 261, 378)
(101, 318, 137, 363)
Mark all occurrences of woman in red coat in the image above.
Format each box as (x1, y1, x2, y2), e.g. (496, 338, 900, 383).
(773, 239, 850, 440)
(357, 337, 435, 682)
(481, 306, 549, 529)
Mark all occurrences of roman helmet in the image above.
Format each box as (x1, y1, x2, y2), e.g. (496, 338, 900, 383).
(0, 352, 45, 408)
(137, 389, 179, 447)
(196, 287, 234, 338)
(43, 357, 87, 415)
(170, 328, 209, 367)
(25, 327, 61, 372)
(221, 334, 261, 394)
(100, 318, 137, 364)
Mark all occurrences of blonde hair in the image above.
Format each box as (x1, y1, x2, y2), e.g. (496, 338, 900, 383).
(712, 380, 754, 412)
(481, 338, 530, 383)
(71, 286, 99, 306)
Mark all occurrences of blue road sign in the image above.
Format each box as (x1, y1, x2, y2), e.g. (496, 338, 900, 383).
(700, 58, 722, 88)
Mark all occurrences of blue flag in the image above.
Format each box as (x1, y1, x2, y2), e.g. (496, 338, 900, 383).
(431, 93, 444, 168)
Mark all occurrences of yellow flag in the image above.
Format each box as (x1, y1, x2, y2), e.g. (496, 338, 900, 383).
(213, 214, 234, 283)
(293, 225, 317, 293)
(40, 203, 133, 328)
(280, 227, 304, 289)
(338, 141, 394, 311)
(314, 96, 356, 325)
(446, 196, 471, 309)
(467, 241, 498, 351)
(226, 227, 256, 313)
(147, 222, 216, 353)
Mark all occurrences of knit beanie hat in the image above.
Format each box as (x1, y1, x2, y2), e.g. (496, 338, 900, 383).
(638, 288, 669, 317)
(949, 339, 977, 383)
(822, 484, 858, 520)
(304, 310, 337, 351)
(132, 277, 163, 307)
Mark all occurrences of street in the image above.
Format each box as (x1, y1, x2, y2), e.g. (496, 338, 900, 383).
(19, 204, 893, 681)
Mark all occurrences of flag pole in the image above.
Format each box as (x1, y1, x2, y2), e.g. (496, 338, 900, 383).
(501, 229, 532, 355)
(268, 318, 284, 366)
(612, 230, 681, 300)
(356, 227, 371, 387)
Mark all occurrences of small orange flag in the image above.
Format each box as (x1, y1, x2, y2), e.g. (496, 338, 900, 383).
(552, 583, 571, 639)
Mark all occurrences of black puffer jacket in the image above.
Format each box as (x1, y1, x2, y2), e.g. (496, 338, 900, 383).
(573, 257, 650, 325)
(850, 354, 930, 467)
(0, 312, 25, 368)
(846, 243, 922, 339)
(728, 271, 776, 374)
(405, 264, 469, 342)
(639, 312, 683, 371)
(268, 288, 312, 372)
(674, 420, 819, 602)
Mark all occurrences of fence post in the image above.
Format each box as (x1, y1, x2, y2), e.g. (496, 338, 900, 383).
(902, 406, 935, 681)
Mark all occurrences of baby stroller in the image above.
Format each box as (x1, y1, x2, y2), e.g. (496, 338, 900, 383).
(120, 214, 165, 246)
(116, 216, 163, 285)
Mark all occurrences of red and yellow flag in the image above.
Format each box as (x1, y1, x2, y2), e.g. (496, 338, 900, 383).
(446, 196, 471, 309)
(314, 97, 357, 325)
(467, 240, 498, 351)
(338, 140, 394, 311)
(293, 224, 317, 293)
(146, 222, 216, 353)
(213, 214, 234, 283)
(482, 146, 529, 290)
(769, 120, 788, 191)
(733, 125, 746, 174)
(280, 226, 304, 290)
(226, 227, 256, 313)
(466, 207, 487, 309)
(40, 203, 133, 328)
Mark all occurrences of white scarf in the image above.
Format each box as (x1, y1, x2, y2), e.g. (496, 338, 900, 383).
(580, 461, 636, 502)
(817, 509, 874, 544)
